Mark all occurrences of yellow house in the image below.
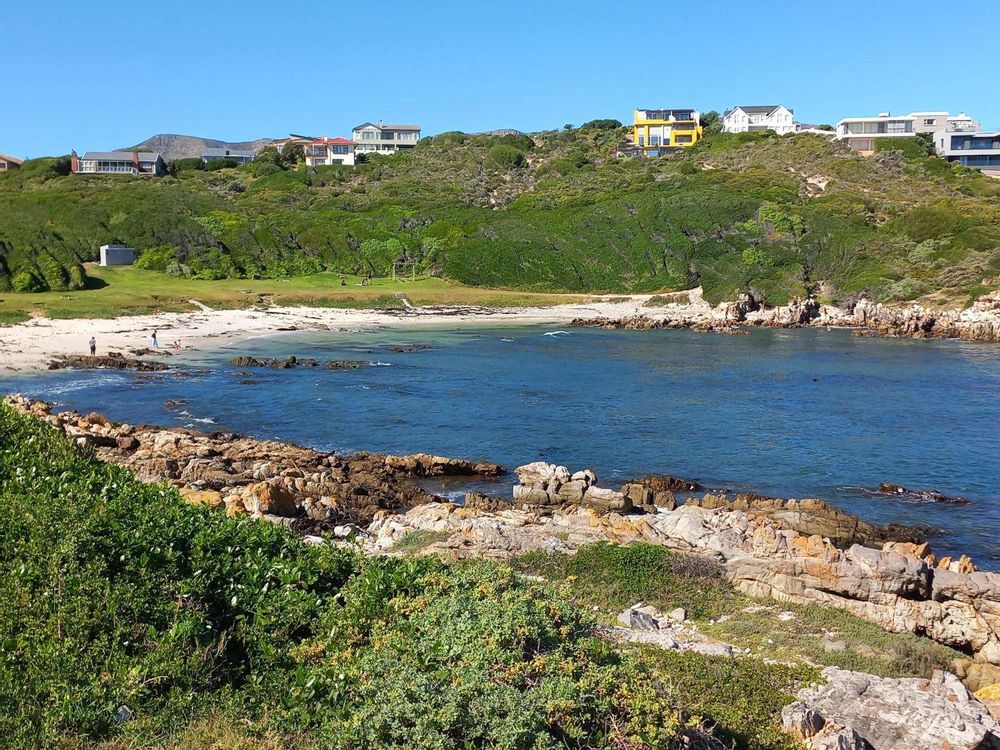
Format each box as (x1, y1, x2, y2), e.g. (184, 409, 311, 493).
(632, 108, 703, 154)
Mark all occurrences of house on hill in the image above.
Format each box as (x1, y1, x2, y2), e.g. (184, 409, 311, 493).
(722, 105, 795, 135)
(834, 111, 974, 154)
(71, 151, 166, 176)
(201, 147, 254, 165)
(303, 137, 357, 167)
(0, 154, 23, 171)
(630, 109, 703, 156)
(351, 122, 421, 155)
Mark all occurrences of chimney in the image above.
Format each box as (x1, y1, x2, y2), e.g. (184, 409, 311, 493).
(132, 152, 140, 172)
(70, 150, 79, 173)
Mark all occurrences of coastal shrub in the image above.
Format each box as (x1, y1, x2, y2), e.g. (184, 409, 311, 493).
(0, 401, 360, 747)
(581, 118, 623, 130)
(11, 270, 46, 292)
(486, 144, 525, 169)
(169, 157, 205, 174)
(205, 158, 240, 171)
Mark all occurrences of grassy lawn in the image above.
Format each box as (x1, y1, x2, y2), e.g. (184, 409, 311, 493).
(0, 265, 588, 320)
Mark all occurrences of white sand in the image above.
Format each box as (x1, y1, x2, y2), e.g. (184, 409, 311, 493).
(0, 295, 701, 372)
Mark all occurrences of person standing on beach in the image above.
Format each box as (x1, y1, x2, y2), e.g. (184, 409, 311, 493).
(89, 337, 96, 356)
(151, 330, 159, 348)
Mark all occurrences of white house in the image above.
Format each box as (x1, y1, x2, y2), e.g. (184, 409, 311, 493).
(99, 244, 138, 266)
(834, 111, 967, 154)
(351, 122, 421, 155)
(201, 147, 254, 165)
(933, 116, 999, 176)
(722, 105, 795, 135)
(303, 137, 357, 167)
(72, 151, 166, 176)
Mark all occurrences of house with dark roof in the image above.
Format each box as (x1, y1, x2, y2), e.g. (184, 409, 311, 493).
(722, 105, 795, 135)
(201, 147, 254, 165)
(71, 150, 166, 176)
(351, 122, 421, 155)
(0, 154, 23, 172)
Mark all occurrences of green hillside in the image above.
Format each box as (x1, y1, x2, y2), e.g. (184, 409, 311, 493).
(2, 127, 998, 306)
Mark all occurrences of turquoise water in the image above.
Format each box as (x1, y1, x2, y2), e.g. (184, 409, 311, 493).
(4, 325, 998, 566)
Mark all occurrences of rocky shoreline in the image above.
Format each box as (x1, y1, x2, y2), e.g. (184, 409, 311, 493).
(573, 288, 1000, 342)
(6, 393, 999, 674)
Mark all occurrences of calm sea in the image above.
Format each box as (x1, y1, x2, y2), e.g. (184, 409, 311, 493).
(4, 325, 998, 567)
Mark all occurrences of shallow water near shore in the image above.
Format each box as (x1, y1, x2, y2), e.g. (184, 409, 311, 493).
(4, 325, 999, 567)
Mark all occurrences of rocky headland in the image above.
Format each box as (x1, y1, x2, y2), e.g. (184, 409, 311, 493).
(573, 288, 1000, 342)
(6, 393, 999, 673)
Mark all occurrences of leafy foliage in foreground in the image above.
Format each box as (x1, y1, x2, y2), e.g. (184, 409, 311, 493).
(1, 127, 997, 305)
(0, 402, 813, 749)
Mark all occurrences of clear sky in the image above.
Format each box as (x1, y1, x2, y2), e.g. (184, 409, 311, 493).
(2, 0, 998, 158)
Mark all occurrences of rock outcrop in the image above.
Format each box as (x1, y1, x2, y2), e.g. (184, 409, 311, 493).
(366, 462, 1000, 666)
(686, 493, 927, 548)
(570, 288, 1000, 343)
(5, 394, 503, 527)
(782, 667, 1000, 749)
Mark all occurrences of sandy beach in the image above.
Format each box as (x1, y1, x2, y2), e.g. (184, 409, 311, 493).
(0, 295, 683, 372)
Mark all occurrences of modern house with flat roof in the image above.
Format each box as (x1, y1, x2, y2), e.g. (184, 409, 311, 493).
(0, 154, 23, 171)
(933, 127, 1000, 176)
(722, 105, 795, 135)
(99, 244, 138, 266)
(834, 111, 970, 154)
(351, 122, 421, 155)
(201, 147, 254, 165)
(631, 108, 703, 155)
(72, 151, 166, 176)
(303, 137, 357, 167)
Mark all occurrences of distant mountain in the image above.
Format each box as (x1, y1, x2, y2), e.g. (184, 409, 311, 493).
(120, 134, 276, 161)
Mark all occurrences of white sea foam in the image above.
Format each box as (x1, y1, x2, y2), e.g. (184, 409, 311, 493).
(543, 330, 570, 337)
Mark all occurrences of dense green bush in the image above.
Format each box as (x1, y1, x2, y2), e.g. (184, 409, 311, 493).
(205, 157, 240, 171)
(486, 144, 526, 169)
(581, 118, 622, 130)
(169, 157, 206, 174)
(11, 270, 45, 292)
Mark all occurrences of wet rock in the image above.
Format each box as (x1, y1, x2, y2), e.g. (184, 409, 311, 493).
(47, 353, 169, 372)
(385, 344, 431, 353)
(228, 355, 368, 370)
(464, 492, 513, 512)
(874, 482, 969, 504)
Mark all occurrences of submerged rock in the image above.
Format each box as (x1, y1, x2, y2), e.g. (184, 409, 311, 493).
(874, 482, 969, 504)
(228, 355, 368, 370)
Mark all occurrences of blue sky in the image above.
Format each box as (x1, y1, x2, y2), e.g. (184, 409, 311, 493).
(2, 0, 998, 157)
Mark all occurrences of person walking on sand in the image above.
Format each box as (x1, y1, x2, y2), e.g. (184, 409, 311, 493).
(151, 330, 159, 348)
(89, 336, 96, 356)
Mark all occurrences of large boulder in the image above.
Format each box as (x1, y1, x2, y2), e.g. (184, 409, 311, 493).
(783, 667, 1000, 750)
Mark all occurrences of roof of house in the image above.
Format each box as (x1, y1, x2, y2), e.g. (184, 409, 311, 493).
(351, 122, 421, 131)
(0, 154, 24, 165)
(80, 151, 162, 161)
(306, 137, 356, 146)
(202, 147, 255, 159)
(723, 105, 793, 118)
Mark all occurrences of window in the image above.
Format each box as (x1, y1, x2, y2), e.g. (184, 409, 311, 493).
(650, 135, 660, 146)
(923, 118, 937, 126)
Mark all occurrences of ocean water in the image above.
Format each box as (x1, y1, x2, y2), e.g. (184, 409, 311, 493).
(3, 325, 998, 567)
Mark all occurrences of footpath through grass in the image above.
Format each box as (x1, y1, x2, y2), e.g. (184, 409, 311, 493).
(0, 401, 817, 750)
(0, 265, 587, 321)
